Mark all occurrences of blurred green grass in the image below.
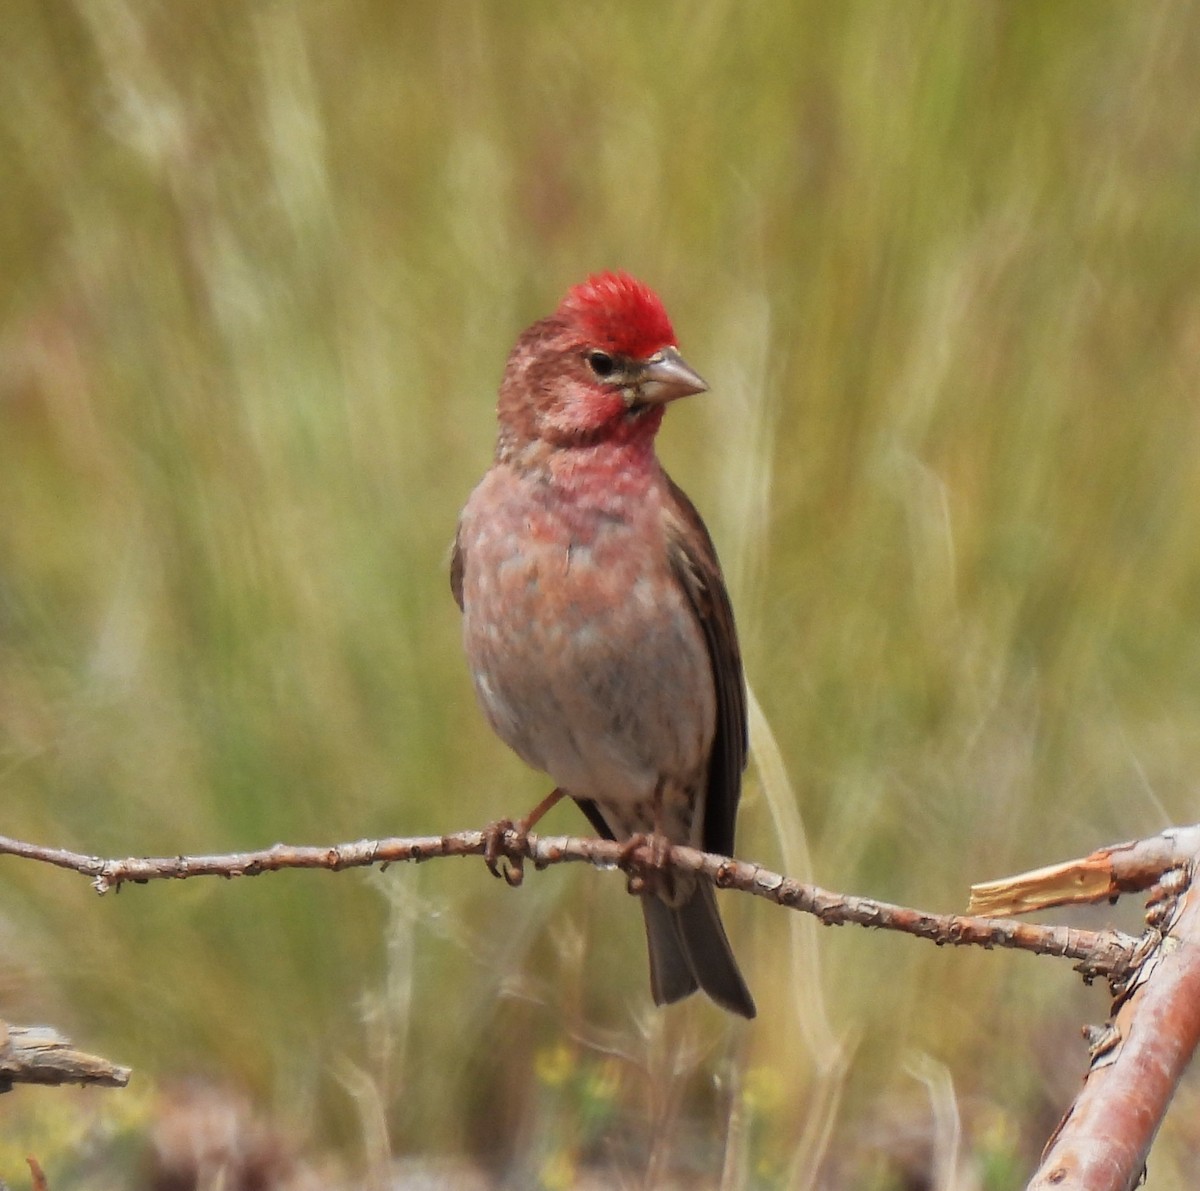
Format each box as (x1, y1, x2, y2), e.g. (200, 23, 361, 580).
(3, 0, 1200, 1184)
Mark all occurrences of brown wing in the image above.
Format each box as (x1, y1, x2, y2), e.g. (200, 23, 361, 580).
(449, 524, 466, 612)
(662, 477, 748, 858)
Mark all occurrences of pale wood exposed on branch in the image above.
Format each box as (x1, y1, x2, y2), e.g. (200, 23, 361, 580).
(0, 829, 1138, 980)
(0, 1021, 131, 1091)
(969, 824, 1200, 917)
(1028, 865, 1200, 1191)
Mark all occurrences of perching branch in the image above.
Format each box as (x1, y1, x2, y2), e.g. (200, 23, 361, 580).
(0, 1021, 130, 1091)
(0, 829, 1138, 982)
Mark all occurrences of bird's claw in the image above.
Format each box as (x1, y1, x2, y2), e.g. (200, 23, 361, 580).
(483, 819, 526, 887)
(618, 832, 673, 896)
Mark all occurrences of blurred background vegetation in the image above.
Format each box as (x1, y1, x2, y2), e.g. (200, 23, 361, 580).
(3, 1, 1200, 1187)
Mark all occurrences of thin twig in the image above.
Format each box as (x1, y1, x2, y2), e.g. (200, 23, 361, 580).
(0, 830, 1138, 980)
(27, 1157, 49, 1191)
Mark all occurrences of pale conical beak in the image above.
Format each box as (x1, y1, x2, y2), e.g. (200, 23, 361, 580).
(637, 346, 709, 404)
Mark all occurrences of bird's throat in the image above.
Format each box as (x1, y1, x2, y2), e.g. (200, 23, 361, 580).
(544, 433, 664, 512)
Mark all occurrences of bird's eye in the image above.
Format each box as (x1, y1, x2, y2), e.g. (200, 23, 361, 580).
(587, 350, 616, 378)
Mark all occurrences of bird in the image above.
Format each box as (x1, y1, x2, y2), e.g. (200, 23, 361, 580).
(451, 271, 755, 1019)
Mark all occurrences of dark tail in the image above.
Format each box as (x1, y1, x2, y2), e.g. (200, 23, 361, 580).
(641, 883, 756, 1019)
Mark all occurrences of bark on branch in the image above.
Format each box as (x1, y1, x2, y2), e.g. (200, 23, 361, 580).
(1028, 864, 1200, 1190)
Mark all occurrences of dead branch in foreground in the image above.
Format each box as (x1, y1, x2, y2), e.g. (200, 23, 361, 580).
(0, 829, 1137, 981)
(4, 823, 1200, 1188)
(0, 1021, 130, 1091)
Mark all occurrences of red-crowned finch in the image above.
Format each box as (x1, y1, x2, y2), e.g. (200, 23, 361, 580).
(451, 271, 755, 1019)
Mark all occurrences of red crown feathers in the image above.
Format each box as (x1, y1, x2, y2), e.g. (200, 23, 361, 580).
(556, 271, 678, 360)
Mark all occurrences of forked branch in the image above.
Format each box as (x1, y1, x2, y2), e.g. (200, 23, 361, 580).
(4, 823, 1200, 1190)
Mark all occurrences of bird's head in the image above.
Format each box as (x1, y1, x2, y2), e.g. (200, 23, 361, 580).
(496, 271, 708, 456)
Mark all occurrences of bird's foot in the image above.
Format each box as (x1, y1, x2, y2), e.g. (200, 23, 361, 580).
(482, 788, 565, 887)
(482, 789, 566, 887)
(618, 831, 674, 897)
(483, 818, 527, 887)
